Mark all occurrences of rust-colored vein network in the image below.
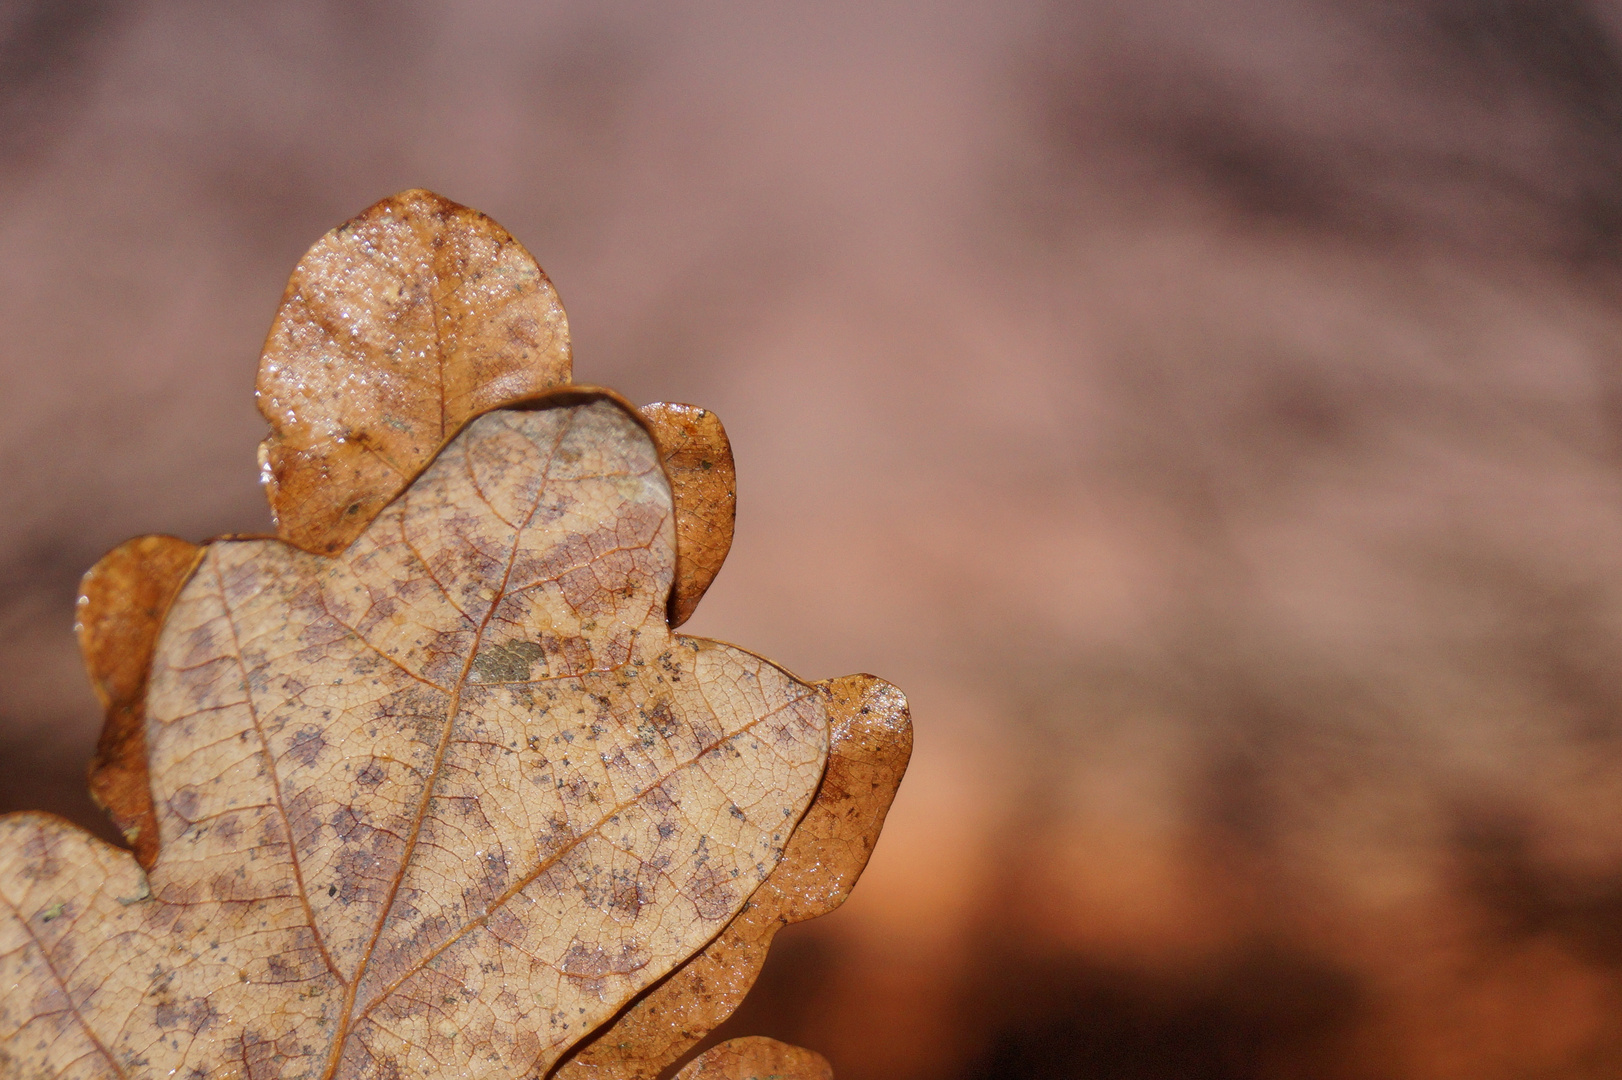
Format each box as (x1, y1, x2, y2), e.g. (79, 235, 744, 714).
(2, 396, 827, 1080)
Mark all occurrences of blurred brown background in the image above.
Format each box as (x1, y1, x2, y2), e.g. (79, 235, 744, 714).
(7, 1, 1622, 1076)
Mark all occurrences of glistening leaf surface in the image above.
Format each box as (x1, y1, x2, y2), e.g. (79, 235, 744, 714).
(0, 394, 828, 1080)
(258, 189, 573, 555)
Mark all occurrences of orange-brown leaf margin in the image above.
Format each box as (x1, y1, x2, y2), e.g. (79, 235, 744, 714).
(640, 404, 737, 628)
(552, 674, 912, 1080)
(673, 1038, 832, 1080)
(76, 535, 203, 869)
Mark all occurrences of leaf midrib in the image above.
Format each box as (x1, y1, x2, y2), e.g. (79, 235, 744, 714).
(315, 412, 575, 1080)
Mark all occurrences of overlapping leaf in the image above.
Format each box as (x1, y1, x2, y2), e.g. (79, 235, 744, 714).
(634, 406, 735, 629)
(258, 189, 573, 555)
(78, 536, 202, 869)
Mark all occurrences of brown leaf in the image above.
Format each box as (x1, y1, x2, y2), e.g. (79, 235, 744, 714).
(76, 535, 202, 869)
(553, 674, 911, 1080)
(638, 404, 737, 628)
(12, 193, 908, 1080)
(258, 189, 572, 555)
(673, 1038, 832, 1080)
(1, 392, 832, 1080)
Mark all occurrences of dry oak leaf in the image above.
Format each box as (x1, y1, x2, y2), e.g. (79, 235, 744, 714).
(673, 1038, 831, 1080)
(67, 193, 727, 871)
(0, 392, 831, 1080)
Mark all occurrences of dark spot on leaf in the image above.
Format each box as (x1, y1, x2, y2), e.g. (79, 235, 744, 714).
(286, 726, 326, 768)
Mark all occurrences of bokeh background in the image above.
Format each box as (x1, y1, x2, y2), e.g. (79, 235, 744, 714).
(8, 1, 1622, 1076)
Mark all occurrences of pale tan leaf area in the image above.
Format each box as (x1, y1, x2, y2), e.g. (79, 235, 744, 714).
(0, 194, 909, 1080)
